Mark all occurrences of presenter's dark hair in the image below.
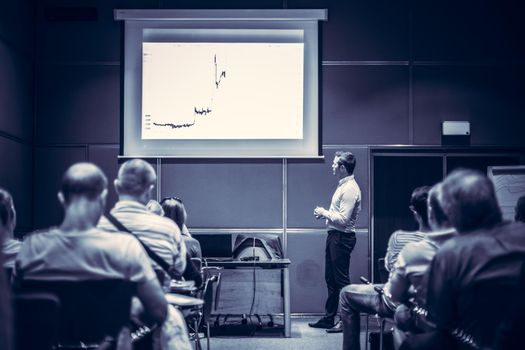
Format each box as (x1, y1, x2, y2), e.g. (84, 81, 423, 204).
(441, 168, 502, 233)
(428, 183, 448, 227)
(410, 186, 431, 228)
(335, 151, 356, 175)
(161, 197, 186, 231)
(0, 188, 14, 228)
(515, 195, 525, 223)
(61, 163, 108, 203)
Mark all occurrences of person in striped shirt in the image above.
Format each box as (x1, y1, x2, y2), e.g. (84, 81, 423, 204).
(98, 159, 186, 283)
(338, 186, 431, 350)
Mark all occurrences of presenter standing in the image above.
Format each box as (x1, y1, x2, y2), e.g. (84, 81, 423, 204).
(309, 151, 361, 332)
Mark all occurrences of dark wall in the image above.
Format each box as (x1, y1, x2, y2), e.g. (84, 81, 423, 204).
(28, 0, 525, 312)
(0, 1, 34, 234)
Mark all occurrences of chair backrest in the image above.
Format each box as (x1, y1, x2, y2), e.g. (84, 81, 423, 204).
(15, 279, 136, 347)
(13, 292, 61, 350)
(201, 274, 220, 323)
(191, 257, 202, 272)
(377, 258, 389, 284)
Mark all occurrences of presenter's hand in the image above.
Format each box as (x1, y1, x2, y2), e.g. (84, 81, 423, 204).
(314, 206, 325, 219)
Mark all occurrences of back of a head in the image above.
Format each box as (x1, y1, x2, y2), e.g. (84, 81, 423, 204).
(515, 195, 525, 223)
(441, 169, 502, 233)
(161, 198, 185, 230)
(335, 151, 356, 175)
(0, 188, 14, 230)
(117, 159, 156, 197)
(427, 183, 449, 230)
(61, 163, 108, 204)
(410, 186, 431, 228)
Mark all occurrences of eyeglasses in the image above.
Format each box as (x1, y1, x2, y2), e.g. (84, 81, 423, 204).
(161, 196, 183, 204)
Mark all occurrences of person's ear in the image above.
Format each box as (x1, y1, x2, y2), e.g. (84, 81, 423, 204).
(114, 179, 121, 195)
(57, 192, 66, 207)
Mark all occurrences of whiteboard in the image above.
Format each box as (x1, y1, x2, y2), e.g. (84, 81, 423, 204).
(488, 166, 525, 221)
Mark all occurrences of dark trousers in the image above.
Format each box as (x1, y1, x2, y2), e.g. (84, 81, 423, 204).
(324, 230, 356, 321)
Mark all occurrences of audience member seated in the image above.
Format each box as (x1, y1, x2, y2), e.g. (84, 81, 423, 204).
(387, 183, 456, 346)
(13, 163, 169, 349)
(515, 195, 525, 223)
(0, 192, 14, 350)
(161, 197, 202, 259)
(424, 169, 525, 349)
(0, 189, 21, 270)
(338, 186, 431, 350)
(148, 198, 202, 288)
(98, 159, 186, 288)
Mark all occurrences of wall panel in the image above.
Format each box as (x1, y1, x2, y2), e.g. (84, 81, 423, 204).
(287, 146, 368, 229)
(33, 146, 87, 229)
(413, 0, 525, 61)
(0, 137, 32, 233)
(0, 1, 33, 53)
(413, 65, 525, 146)
(289, 0, 409, 61)
(0, 42, 34, 142)
(36, 64, 120, 144)
(323, 65, 409, 144)
(161, 160, 283, 228)
(288, 229, 368, 313)
(88, 144, 120, 211)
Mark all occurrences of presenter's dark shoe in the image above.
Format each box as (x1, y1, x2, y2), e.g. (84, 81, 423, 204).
(325, 320, 343, 333)
(308, 317, 334, 329)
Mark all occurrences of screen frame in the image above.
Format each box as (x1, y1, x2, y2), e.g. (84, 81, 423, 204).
(115, 9, 327, 159)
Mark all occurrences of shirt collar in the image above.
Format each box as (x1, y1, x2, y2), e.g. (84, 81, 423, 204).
(113, 200, 148, 211)
(427, 228, 456, 241)
(338, 174, 354, 186)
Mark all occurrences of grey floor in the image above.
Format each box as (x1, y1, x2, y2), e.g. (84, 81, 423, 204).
(200, 316, 384, 350)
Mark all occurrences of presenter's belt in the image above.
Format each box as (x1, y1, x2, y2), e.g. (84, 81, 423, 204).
(327, 229, 355, 235)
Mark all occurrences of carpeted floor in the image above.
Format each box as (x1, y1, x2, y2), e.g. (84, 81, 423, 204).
(199, 316, 388, 350)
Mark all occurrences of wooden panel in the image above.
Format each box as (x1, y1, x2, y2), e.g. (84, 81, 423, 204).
(33, 147, 87, 229)
(161, 160, 283, 228)
(214, 269, 282, 315)
(289, 0, 409, 61)
(288, 229, 368, 313)
(0, 41, 33, 142)
(413, 65, 525, 146)
(413, 0, 525, 61)
(323, 65, 409, 144)
(36, 64, 120, 144)
(0, 137, 32, 234)
(288, 147, 368, 229)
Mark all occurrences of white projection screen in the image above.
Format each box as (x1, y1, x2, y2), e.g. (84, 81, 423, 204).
(115, 9, 327, 158)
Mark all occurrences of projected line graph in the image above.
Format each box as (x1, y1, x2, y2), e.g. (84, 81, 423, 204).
(141, 42, 304, 140)
(214, 54, 226, 89)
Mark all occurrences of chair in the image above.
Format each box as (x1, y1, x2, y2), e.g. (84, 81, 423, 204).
(186, 274, 221, 350)
(363, 258, 392, 350)
(14, 279, 136, 350)
(13, 292, 61, 350)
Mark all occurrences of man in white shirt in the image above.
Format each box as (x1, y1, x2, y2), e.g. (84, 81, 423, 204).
(98, 159, 186, 283)
(14, 163, 168, 349)
(309, 151, 361, 331)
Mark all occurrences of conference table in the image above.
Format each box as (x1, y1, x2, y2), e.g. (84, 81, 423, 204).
(204, 258, 292, 337)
